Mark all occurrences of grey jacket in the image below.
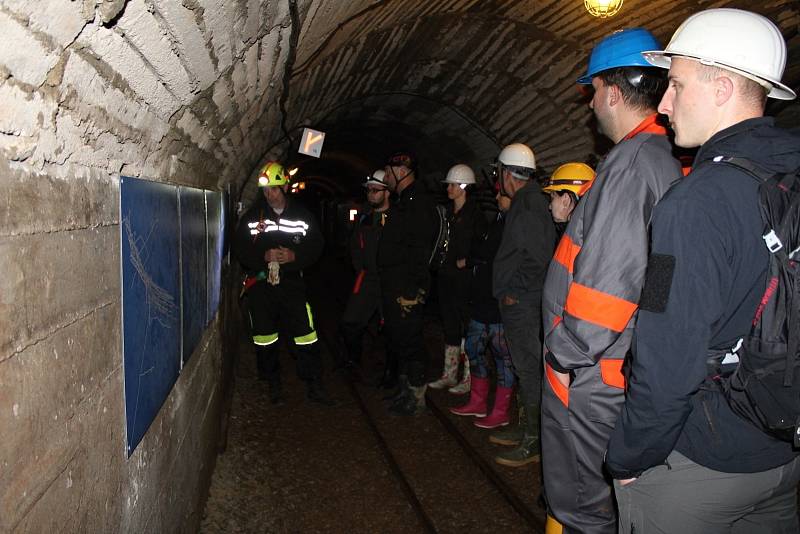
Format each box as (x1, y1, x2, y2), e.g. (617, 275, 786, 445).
(542, 126, 681, 420)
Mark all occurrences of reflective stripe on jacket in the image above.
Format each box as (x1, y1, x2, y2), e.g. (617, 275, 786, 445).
(542, 115, 682, 415)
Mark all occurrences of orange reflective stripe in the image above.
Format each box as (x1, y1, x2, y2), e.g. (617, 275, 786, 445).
(553, 235, 581, 274)
(545, 363, 569, 407)
(600, 359, 626, 389)
(565, 282, 638, 332)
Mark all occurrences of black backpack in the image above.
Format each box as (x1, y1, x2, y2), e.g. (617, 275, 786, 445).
(709, 156, 800, 446)
(429, 204, 450, 270)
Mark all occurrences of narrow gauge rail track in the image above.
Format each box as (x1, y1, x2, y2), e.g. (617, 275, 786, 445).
(340, 371, 546, 534)
(314, 275, 545, 533)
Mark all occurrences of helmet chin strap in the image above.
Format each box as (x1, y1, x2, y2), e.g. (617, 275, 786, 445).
(498, 165, 511, 197)
(390, 167, 412, 190)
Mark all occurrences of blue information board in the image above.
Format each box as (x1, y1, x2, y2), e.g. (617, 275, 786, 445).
(206, 191, 225, 323)
(180, 187, 208, 364)
(120, 176, 181, 457)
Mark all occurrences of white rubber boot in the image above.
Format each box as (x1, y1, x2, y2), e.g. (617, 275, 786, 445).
(448, 348, 471, 395)
(428, 345, 460, 389)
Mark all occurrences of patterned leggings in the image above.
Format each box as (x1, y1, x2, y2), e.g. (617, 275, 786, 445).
(463, 319, 515, 388)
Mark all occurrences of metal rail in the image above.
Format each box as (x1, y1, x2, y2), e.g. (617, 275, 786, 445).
(426, 396, 545, 533)
(315, 292, 542, 533)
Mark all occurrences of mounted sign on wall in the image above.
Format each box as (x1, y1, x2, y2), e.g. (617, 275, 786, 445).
(120, 176, 226, 457)
(298, 127, 326, 158)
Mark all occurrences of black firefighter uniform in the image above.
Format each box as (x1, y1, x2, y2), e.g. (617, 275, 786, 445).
(235, 196, 324, 382)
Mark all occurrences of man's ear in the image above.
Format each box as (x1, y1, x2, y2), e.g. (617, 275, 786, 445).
(713, 74, 735, 107)
(608, 83, 622, 107)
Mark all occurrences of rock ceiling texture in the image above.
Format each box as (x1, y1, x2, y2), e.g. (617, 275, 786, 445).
(2, 0, 797, 201)
(281, 0, 800, 197)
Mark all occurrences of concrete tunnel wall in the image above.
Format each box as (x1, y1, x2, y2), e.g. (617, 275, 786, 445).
(0, 0, 798, 531)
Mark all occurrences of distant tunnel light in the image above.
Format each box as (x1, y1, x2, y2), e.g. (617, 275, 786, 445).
(585, 0, 623, 18)
(349, 209, 358, 222)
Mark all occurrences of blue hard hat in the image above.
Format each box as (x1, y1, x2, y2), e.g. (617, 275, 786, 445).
(577, 28, 662, 84)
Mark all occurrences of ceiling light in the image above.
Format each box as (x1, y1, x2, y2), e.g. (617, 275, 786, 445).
(585, 0, 623, 18)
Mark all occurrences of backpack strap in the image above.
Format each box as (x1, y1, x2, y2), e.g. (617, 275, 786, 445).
(711, 155, 773, 182)
(711, 156, 791, 254)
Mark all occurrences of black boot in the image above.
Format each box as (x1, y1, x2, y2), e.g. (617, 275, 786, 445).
(340, 324, 363, 370)
(494, 403, 541, 467)
(389, 384, 427, 416)
(307, 378, 336, 406)
(256, 347, 271, 381)
(378, 356, 399, 389)
(382, 375, 409, 402)
(267, 376, 284, 405)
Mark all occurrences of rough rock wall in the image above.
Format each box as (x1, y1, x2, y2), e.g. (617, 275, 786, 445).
(0, 0, 301, 531)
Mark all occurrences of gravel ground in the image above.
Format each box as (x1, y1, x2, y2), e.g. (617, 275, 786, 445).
(200, 259, 546, 533)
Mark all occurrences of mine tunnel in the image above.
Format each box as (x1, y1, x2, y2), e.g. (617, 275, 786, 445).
(2, 0, 800, 532)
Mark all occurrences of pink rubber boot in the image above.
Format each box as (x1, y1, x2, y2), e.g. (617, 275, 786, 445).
(474, 385, 513, 429)
(450, 376, 489, 417)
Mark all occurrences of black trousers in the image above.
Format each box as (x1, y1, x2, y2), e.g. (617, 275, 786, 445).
(437, 270, 471, 346)
(381, 287, 428, 387)
(340, 274, 382, 364)
(245, 279, 321, 382)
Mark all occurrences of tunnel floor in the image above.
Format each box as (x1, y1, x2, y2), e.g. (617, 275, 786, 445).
(199, 255, 547, 533)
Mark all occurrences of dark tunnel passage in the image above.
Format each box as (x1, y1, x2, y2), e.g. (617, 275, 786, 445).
(3, 0, 800, 531)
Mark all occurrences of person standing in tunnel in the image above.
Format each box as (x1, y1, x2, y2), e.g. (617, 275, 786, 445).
(378, 151, 439, 416)
(235, 161, 333, 406)
(606, 9, 800, 533)
(428, 164, 487, 395)
(450, 188, 516, 429)
(542, 162, 596, 241)
(540, 28, 681, 534)
(339, 169, 391, 381)
(491, 142, 556, 467)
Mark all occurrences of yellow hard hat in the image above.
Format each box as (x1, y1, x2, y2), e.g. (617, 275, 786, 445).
(257, 161, 289, 187)
(542, 162, 595, 197)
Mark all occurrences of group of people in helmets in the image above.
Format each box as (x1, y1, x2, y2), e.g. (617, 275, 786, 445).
(236, 7, 800, 533)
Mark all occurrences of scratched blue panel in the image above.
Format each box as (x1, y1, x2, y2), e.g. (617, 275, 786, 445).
(206, 191, 225, 323)
(120, 176, 181, 457)
(180, 187, 207, 365)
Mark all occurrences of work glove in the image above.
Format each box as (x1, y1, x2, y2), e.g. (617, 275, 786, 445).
(267, 261, 280, 285)
(397, 288, 426, 317)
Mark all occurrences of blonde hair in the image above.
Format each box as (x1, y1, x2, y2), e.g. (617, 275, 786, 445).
(695, 63, 768, 108)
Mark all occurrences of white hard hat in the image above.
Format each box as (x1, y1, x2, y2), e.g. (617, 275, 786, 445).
(363, 169, 388, 188)
(442, 164, 476, 184)
(498, 143, 536, 170)
(643, 8, 795, 100)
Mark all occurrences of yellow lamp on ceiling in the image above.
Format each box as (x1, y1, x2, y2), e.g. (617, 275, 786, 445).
(585, 0, 623, 18)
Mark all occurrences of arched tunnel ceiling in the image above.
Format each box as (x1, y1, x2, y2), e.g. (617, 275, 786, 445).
(247, 0, 800, 203)
(5, 0, 794, 204)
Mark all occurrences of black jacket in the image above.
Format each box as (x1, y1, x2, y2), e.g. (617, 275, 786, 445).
(493, 181, 556, 301)
(234, 195, 323, 281)
(349, 207, 387, 278)
(377, 181, 438, 296)
(467, 211, 505, 324)
(607, 117, 800, 478)
(440, 197, 488, 276)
